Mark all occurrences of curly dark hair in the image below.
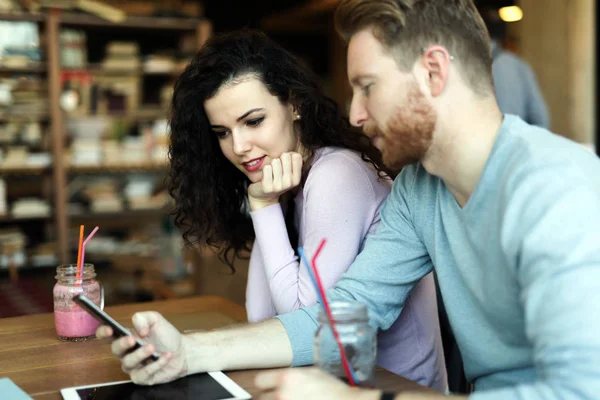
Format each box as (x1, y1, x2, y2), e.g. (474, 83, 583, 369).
(168, 29, 389, 270)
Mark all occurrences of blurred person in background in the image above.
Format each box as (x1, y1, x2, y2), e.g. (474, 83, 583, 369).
(480, 6, 550, 128)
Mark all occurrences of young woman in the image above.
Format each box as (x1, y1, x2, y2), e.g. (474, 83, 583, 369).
(167, 29, 446, 390)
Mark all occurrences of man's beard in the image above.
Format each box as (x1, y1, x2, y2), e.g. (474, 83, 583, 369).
(364, 83, 436, 172)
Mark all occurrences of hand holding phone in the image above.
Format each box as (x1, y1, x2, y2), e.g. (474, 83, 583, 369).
(72, 294, 160, 361)
(77, 296, 189, 385)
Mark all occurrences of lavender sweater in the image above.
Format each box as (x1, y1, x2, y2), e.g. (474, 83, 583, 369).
(245, 147, 447, 391)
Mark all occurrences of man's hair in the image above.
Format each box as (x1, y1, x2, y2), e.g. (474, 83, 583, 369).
(335, 0, 494, 95)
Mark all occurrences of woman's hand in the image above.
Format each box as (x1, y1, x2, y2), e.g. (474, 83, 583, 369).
(248, 152, 303, 211)
(96, 311, 190, 385)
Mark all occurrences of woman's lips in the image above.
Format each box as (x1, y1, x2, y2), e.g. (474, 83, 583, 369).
(242, 156, 266, 172)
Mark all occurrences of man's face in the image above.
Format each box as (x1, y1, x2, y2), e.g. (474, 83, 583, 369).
(347, 28, 437, 171)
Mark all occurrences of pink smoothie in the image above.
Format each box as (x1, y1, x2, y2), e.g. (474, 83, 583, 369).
(53, 280, 101, 339)
(54, 310, 100, 338)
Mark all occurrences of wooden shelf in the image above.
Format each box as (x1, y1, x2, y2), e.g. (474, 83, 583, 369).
(68, 163, 169, 174)
(0, 257, 58, 273)
(0, 166, 51, 175)
(1, 9, 210, 265)
(0, 114, 50, 122)
(69, 208, 167, 221)
(0, 11, 203, 30)
(144, 69, 179, 76)
(65, 109, 168, 121)
(0, 214, 51, 223)
(0, 64, 46, 74)
(60, 12, 204, 31)
(84, 65, 139, 76)
(79, 64, 178, 77)
(0, 265, 55, 275)
(0, 12, 45, 22)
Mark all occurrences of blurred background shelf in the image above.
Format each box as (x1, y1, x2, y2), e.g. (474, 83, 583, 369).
(69, 209, 168, 221)
(0, 114, 50, 122)
(0, 166, 51, 175)
(0, 214, 51, 222)
(59, 12, 205, 31)
(0, 7, 210, 267)
(65, 110, 169, 121)
(0, 263, 55, 272)
(68, 163, 168, 174)
(0, 64, 47, 73)
(75, 64, 181, 77)
(0, 12, 45, 22)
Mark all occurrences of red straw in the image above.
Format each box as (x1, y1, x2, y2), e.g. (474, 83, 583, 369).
(75, 225, 84, 282)
(311, 238, 357, 386)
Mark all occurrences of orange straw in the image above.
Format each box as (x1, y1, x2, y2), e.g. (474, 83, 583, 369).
(75, 225, 84, 282)
(80, 226, 99, 270)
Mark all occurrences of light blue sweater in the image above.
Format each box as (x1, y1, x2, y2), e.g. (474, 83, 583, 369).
(277, 114, 600, 398)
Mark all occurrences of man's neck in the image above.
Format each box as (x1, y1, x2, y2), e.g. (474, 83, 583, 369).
(422, 96, 503, 207)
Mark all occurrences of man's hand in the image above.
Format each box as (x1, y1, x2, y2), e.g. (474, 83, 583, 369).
(96, 311, 189, 385)
(254, 367, 380, 400)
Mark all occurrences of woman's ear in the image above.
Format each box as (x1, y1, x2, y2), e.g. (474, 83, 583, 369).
(287, 93, 301, 120)
(289, 103, 301, 121)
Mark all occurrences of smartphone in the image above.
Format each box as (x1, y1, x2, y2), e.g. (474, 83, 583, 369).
(72, 294, 160, 361)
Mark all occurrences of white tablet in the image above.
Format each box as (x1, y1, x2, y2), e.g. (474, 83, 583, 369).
(60, 371, 252, 400)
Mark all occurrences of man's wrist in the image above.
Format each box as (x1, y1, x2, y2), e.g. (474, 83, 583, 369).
(182, 332, 223, 374)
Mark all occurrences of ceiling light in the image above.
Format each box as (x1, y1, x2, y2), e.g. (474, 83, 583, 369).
(499, 6, 523, 22)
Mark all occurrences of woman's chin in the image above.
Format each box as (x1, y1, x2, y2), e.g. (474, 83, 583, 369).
(247, 170, 263, 183)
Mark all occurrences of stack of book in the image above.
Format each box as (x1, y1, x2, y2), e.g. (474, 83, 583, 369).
(11, 198, 51, 218)
(60, 29, 87, 69)
(82, 178, 123, 213)
(102, 41, 140, 71)
(143, 54, 175, 74)
(9, 77, 48, 116)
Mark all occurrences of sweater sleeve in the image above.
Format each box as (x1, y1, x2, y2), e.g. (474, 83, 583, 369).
(249, 152, 386, 316)
(276, 164, 434, 366)
(245, 240, 277, 323)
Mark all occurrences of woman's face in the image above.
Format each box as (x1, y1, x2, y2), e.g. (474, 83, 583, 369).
(204, 75, 300, 183)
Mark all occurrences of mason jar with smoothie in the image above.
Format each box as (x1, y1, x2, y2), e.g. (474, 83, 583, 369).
(53, 263, 104, 341)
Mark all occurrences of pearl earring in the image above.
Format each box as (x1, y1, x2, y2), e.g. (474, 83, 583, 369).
(295, 113, 301, 120)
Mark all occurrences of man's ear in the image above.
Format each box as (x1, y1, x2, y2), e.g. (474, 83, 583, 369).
(420, 45, 452, 97)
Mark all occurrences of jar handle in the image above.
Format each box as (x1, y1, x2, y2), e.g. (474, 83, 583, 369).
(99, 282, 105, 310)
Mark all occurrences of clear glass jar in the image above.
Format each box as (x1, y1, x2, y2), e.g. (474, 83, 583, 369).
(313, 301, 377, 386)
(53, 264, 104, 341)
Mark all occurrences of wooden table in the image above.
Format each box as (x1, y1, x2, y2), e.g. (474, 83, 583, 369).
(0, 295, 432, 398)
